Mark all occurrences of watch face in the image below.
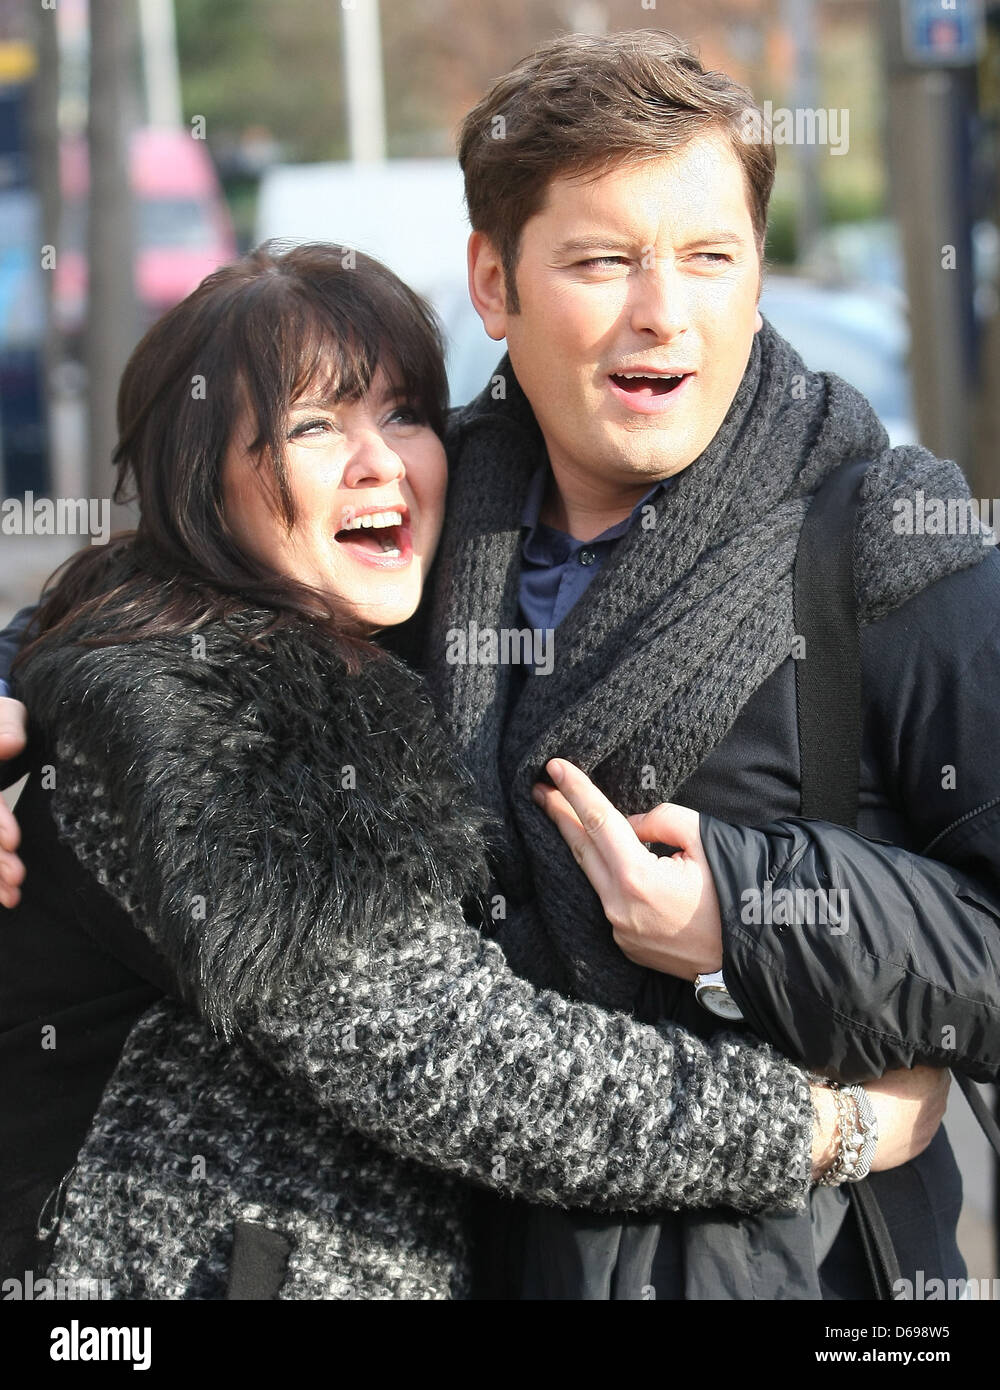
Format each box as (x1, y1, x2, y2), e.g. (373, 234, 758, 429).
(698, 986, 745, 1021)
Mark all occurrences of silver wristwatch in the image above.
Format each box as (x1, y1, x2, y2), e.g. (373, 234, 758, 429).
(693, 969, 745, 1021)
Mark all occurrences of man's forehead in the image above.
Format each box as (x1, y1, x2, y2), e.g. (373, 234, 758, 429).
(532, 133, 751, 226)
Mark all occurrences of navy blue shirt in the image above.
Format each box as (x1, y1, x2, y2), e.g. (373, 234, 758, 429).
(517, 464, 673, 644)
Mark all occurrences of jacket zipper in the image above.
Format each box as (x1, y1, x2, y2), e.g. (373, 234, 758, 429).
(920, 795, 1000, 857)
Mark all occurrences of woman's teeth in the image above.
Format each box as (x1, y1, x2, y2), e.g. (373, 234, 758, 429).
(338, 510, 404, 531)
(336, 510, 405, 553)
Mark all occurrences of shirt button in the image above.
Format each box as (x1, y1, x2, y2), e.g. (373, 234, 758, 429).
(579, 549, 597, 566)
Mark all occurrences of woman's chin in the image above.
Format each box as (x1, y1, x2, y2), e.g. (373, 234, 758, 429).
(337, 582, 421, 631)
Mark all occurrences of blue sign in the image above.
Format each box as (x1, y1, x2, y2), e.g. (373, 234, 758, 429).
(903, 0, 985, 65)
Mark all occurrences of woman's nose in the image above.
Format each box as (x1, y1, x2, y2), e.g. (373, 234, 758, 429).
(342, 429, 406, 488)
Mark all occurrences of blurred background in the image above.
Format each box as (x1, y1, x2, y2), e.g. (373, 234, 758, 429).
(0, 0, 998, 1291)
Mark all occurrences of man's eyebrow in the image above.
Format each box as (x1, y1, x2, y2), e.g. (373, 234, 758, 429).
(551, 229, 748, 257)
(675, 229, 747, 249)
(551, 236, 636, 258)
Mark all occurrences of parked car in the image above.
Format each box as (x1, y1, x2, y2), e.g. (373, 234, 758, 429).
(55, 127, 238, 353)
(0, 186, 49, 495)
(802, 216, 1000, 320)
(0, 42, 50, 494)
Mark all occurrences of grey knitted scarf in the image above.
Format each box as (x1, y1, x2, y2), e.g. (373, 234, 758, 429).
(426, 315, 989, 1011)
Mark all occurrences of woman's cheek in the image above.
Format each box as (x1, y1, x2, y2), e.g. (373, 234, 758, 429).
(419, 441, 449, 556)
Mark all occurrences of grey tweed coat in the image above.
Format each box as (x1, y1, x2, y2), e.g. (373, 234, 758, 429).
(10, 590, 815, 1299)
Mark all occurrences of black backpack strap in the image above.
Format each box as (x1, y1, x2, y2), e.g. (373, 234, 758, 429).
(849, 1181, 904, 1301)
(794, 457, 1000, 1294)
(793, 457, 904, 1297)
(954, 1072, 1000, 1158)
(793, 456, 869, 826)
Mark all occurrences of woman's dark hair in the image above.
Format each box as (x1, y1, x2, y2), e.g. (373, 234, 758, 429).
(16, 239, 449, 669)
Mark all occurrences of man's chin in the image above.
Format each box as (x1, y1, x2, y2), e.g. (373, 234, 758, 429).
(595, 421, 699, 473)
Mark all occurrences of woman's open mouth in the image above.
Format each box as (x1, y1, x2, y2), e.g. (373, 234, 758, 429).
(334, 510, 414, 568)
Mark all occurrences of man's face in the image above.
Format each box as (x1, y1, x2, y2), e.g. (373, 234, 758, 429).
(469, 131, 763, 492)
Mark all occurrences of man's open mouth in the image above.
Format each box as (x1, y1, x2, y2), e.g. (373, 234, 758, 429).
(608, 372, 690, 397)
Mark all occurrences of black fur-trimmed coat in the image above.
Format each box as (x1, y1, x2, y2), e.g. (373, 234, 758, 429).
(5, 594, 816, 1300)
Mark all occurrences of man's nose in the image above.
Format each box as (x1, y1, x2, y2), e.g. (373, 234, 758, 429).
(627, 259, 692, 340)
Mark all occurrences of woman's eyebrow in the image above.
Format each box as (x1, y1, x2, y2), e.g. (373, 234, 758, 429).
(289, 364, 410, 412)
(289, 398, 337, 411)
(372, 378, 412, 406)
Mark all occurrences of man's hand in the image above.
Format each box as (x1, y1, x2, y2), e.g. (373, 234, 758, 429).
(810, 1067, 950, 1181)
(532, 757, 723, 980)
(0, 696, 27, 909)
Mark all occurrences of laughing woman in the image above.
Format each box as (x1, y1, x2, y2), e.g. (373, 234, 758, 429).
(0, 242, 885, 1299)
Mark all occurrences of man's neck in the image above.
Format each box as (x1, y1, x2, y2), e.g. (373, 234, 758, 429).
(538, 461, 658, 541)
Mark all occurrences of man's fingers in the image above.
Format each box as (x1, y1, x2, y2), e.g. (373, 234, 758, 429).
(533, 782, 614, 895)
(534, 758, 659, 912)
(544, 759, 642, 859)
(627, 803, 702, 853)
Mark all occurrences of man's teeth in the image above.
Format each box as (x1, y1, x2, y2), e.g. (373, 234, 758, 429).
(340, 510, 404, 531)
(617, 372, 683, 380)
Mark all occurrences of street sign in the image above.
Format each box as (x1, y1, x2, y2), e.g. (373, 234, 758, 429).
(902, 0, 985, 66)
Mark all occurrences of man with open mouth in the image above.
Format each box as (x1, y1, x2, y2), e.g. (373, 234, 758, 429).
(413, 28, 1000, 1301)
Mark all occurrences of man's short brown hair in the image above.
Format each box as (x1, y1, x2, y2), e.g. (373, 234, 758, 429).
(457, 29, 775, 312)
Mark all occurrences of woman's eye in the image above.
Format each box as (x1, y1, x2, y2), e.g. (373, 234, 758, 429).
(386, 404, 423, 426)
(288, 417, 335, 439)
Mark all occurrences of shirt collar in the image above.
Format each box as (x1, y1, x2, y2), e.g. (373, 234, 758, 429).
(520, 462, 672, 546)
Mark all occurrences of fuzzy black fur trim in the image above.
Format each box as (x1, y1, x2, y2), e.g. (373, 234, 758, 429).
(18, 604, 496, 1034)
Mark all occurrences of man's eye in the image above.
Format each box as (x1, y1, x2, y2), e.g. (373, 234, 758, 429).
(579, 256, 629, 269)
(691, 252, 732, 263)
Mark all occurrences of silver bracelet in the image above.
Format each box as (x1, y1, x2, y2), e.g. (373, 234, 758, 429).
(815, 1084, 857, 1186)
(812, 1077, 878, 1186)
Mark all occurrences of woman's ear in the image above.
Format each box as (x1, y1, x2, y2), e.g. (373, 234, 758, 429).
(467, 231, 510, 342)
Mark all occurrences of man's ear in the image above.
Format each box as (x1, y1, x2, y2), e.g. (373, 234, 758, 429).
(467, 231, 510, 342)
(754, 261, 764, 332)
